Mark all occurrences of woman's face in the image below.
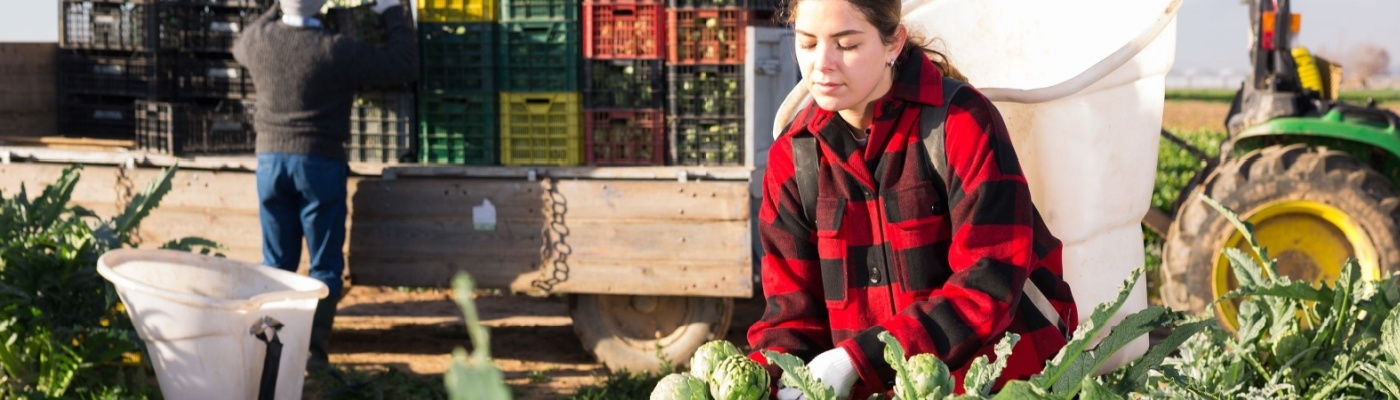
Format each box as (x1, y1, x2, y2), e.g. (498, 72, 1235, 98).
(793, 0, 903, 114)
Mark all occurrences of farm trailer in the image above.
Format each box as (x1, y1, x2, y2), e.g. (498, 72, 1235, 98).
(0, 27, 797, 373)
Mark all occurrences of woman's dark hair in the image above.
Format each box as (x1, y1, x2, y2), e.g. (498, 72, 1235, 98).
(783, 0, 967, 82)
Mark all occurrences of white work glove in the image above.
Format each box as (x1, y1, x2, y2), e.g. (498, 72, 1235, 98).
(372, 0, 401, 13)
(776, 348, 859, 400)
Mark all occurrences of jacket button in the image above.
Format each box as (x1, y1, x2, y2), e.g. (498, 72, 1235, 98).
(862, 190, 872, 199)
(870, 268, 881, 284)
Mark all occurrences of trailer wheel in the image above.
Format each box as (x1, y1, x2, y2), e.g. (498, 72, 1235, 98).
(1161, 144, 1400, 329)
(569, 294, 733, 373)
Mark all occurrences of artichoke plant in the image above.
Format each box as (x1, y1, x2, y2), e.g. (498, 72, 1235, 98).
(710, 355, 770, 400)
(691, 340, 743, 385)
(650, 373, 712, 400)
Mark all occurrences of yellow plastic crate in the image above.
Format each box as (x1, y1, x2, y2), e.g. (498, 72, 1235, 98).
(500, 92, 582, 166)
(419, 0, 497, 23)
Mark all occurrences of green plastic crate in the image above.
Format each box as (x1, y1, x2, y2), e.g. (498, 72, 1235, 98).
(420, 22, 496, 95)
(497, 21, 580, 92)
(418, 92, 498, 164)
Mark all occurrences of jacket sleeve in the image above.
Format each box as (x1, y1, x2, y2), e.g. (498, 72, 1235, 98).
(838, 88, 1038, 387)
(745, 130, 836, 381)
(338, 6, 420, 86)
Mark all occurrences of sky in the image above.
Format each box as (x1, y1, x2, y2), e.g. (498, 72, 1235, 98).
(3, 0, 1396, 75)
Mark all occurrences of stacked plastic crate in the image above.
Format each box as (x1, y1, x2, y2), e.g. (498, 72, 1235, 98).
(666, 0, 772, 165)
(416, 0, 498, 164)
(57, 0, 264, 155)
(497, 0, 583, 165)
(325, 7, 420, 164)
(581, 0, 666, 165)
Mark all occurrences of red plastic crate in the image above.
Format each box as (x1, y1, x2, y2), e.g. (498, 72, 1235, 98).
(585, 109, 665, 165)
(667, 9, 753, 64)
(584, 3, 665, 59)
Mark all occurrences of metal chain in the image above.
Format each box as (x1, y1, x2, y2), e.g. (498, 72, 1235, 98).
(532, 177, 572, 292)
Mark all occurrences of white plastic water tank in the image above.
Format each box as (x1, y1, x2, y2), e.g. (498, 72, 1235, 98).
(775, 0, 1183, 371)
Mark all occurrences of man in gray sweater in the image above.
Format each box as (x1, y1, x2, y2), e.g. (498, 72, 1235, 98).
(232, 0, 418, 373)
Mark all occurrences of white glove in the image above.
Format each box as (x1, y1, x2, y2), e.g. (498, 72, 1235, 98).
(784, 348, 859, 399)
(372, 0, 402, 13)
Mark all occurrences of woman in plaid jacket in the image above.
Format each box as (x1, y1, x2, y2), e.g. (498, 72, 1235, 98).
(746, 0, 1079, 397)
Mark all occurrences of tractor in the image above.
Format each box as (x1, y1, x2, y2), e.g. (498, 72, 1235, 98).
(1158, 0, 1400, 328)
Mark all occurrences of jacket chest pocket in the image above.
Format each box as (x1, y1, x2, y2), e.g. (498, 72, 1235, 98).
(884, 182, 946, 227)
(884, 182, 953, 291)
(814, 197, 850, 307)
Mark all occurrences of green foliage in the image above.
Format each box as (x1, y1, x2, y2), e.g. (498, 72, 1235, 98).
(1138, 195, 1400, 398)
(0, 164, 197, 398)
(1165, 89, 1400, 103)
(306, 366, 448, 400)
(962, 333, 1018, 397)
(764, 350, 834, 400)
(575, 369, 672, 400)
(444, 273, 512, 400)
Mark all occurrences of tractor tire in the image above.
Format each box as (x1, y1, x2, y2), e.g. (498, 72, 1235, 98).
(1161, 144, 1400, 326)
(569, 294, 733, 373)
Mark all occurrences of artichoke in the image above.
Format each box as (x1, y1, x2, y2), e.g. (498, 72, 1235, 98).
(690, 340, 743, 384)
(710, 355, 771, 400)
(651, 373, 712, 400)
(895, 354, 954, 400)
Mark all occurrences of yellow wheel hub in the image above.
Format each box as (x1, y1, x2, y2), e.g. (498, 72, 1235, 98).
(1212, 200, 1380, 329)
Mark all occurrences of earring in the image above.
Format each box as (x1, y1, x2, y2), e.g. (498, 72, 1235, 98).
(887, 59, 895, 67)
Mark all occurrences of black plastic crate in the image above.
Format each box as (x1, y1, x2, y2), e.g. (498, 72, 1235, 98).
(183, 0, 274, 9)
(348, 89, 417, 163)
(669, 114, 743, 166)
(174, 57, 256, 100)
(58, 50, 171, 98)
(60, 0, 171, 51)
(135, 99, 256, 156)
(585, 108, 665, 165)
(324, 5, 389, 46)
(58, 94, 138, 139)
(584, 59, 664, 109)
(419, 22, 495, 95)
(166, 4, 259, 53)
(667, 63, 743, 117)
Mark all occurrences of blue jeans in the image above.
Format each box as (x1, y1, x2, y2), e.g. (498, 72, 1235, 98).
(256, 153, 348, 299)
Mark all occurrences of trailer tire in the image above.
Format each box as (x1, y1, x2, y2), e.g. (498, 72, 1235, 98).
(569, 294, 733, 373)
(1161, 144, 1400, 327)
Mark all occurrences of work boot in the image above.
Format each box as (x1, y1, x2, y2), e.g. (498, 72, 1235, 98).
(306, 296, 338, 373)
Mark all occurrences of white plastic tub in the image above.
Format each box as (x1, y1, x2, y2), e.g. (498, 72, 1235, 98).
(776, 0, 1183, 371)
(97, 249, 329, 400)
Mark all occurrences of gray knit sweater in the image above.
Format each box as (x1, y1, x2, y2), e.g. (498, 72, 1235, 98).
(232, 6, 418, 161)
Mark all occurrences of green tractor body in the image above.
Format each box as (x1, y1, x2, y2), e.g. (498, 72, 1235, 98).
(1159, 0, 1400, 328)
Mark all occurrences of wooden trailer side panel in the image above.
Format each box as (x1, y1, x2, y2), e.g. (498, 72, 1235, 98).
(0, 162, 753, 298)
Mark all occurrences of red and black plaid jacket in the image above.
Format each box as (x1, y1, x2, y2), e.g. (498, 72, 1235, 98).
(747, 49, 1078, 398)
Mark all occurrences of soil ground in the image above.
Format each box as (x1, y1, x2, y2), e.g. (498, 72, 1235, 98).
(318, 99, 1400, 399)
(324, 286, 766, 399)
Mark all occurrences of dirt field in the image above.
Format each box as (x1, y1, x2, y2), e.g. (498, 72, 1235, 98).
(322, 99, 1400, 399)
(327, 286, 766, 399)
